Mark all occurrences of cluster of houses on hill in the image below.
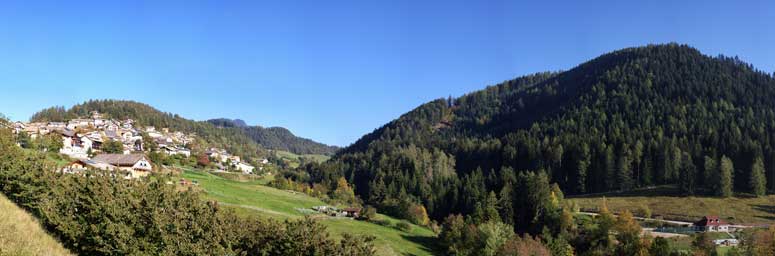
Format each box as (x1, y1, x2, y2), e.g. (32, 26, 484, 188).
(11, 111, 261, 178)
(205, 147, 263, 174)
(11, 111, 194, 159)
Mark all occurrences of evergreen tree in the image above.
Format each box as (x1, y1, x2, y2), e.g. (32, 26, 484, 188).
(703, 156, 718, 192)
(750, 157, 767, 196)
(616, 146, 633, 190)
(719, 156, 735, 197)
(679, 153, 697, 195)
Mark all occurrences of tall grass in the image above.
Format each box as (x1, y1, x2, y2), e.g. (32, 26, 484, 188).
(0, 193, 72, 256)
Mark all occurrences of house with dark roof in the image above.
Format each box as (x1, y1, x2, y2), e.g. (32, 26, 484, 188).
(61, 158, 117, 174)
(693, 216, 729, 232)
(92, 154, 153, 178)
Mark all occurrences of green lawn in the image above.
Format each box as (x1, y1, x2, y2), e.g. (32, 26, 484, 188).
(180, 169, 437, 256)
(568, 185, 775, 224)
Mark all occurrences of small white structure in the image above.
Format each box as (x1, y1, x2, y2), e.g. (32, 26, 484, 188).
(233, 162, 255, 174)
(713, 239, 739, 247)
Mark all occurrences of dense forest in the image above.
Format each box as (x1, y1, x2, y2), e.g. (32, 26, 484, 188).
(207, 118, 339, 155)
(284, 44, 775, 253)
(30, 100, 336, 161)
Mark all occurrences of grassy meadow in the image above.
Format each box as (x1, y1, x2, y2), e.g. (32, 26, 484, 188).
(179, 169, 437, 256)
(0, 193, 72, 256)
(272, 150, 331, 168)
(568, 185, 775, 224)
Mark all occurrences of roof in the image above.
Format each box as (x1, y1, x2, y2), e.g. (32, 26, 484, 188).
(56, 129, 76, 137)
(72, 158, 117, 170)
(343, 207, 362, 212)
(105, 130, 120, 138)
(92, 154, 149, 167)
(694, 216, 728, 226)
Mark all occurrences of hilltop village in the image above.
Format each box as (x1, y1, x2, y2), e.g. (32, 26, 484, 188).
(10, 111, 262, 178)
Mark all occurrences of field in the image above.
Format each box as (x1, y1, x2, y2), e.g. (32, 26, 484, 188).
(272, 150, 331, 168)
(180, 169, 437, 256)
(568, 185, 775, 224)
(0, 193, 72, 256)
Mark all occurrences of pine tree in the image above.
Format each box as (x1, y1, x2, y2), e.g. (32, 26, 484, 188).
(719, 156, 734, 197)
(498, 183, 514, 225)
(703, 156, 717, 192)
(750, 157, 767, 197)
(679, 153, 696, 195)
(617, 147, 633, 190)
(604, 145, 616, 191)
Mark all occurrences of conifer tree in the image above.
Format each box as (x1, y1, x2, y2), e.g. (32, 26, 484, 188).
(719, 156, 734, 197)
(750, 157, 767, 196)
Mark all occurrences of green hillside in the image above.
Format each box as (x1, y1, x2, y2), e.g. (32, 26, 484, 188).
(208, 118, 339, 155)
(300, 44, 775, 222)
(179, 169, 437, 256)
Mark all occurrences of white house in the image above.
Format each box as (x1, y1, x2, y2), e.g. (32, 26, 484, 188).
(233, 162, 255, 174)
(92, 154, 153, 179)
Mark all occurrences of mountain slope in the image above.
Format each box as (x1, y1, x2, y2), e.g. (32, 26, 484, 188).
(207, 118, 339, 155)
(302, 44, 775, 223)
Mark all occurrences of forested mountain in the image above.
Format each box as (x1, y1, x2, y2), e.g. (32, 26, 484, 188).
(299, 44, 775, 227)
(30, 100, 268, 161)
(207, 118, 339, 155)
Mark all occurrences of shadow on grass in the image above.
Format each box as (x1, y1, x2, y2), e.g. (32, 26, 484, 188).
(568, 185, 682, 198)
(750, 204, 775, 221)
(399, 234, 440, 256)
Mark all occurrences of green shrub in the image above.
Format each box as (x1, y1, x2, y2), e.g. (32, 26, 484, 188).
(396, 221, 413, 232)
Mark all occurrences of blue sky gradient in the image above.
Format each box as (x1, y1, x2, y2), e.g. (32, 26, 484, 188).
(1, 1, 773, 146)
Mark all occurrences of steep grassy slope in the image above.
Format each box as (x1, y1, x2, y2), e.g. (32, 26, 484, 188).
(0, 193, 72, 256)
(179, 169, 437, 256)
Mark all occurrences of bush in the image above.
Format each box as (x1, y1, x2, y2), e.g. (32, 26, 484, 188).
(360, 205, 377, 220)
(636, 204, 652, 219)
(370, 218, 392, 227)
(396, 220, 413, 232)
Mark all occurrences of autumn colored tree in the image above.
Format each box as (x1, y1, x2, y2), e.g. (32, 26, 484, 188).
(407, 203, 430, 226)
(197, 153, 210, 167)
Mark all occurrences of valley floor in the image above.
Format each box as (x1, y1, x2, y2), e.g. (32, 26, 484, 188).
(178, 169, 438, 256)
(568, 185, 775, 225)
(0, 193, 72, 256)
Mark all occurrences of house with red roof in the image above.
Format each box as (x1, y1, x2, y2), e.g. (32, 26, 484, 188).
(693, 216, 729, 232)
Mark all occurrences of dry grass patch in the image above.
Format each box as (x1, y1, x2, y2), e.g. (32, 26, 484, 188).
(568, 186, 775, 224)
(0, 193, 72, 256)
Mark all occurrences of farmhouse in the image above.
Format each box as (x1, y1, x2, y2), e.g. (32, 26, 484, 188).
(233, 161, 255, 174)
(92, 154, 153, 179)
(61, 159, 117, 174)
(342, 207, 361, 218)
(693, 216, 729, 232)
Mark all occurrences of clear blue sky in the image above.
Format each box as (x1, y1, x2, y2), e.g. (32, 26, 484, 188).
(1, 1, 773, 146)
